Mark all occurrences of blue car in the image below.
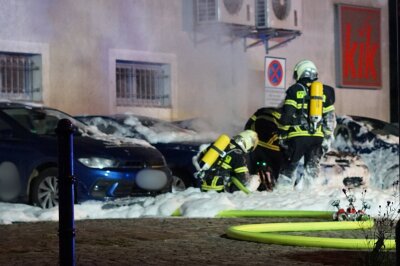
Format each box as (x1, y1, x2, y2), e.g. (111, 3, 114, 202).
(75, 115, 214, 190)
(0, 102, 173, 208)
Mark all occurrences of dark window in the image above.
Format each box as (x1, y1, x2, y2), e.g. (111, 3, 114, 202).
(116, 61, 170, 108)
(0, 52, 42, 101)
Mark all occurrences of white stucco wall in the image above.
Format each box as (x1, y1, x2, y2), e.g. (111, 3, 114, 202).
(0, 0, 391, 132)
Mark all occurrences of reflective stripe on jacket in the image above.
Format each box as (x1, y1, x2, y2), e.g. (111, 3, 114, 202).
(279, 82, 335, 139)
(245, 108, 281, 151)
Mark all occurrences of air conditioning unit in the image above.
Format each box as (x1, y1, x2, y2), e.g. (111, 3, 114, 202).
(195, 0, 255, 26)
(255, 0, 302, 30)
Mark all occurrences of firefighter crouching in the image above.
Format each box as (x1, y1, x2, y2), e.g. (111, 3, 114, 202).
(278, 59, 336, 188)
(244, 107, 283, 191)
(193, 130, 261, 193)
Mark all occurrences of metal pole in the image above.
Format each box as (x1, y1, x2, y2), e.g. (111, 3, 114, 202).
(396, 219, 399, 266)
(56, 119, 76, 266)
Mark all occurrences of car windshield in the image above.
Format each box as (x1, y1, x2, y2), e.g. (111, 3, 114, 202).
(79, 116, 145, 139)
(3, 107, 92, 136)
(114, 114, 217, 143)
(117, 115, 191, 134)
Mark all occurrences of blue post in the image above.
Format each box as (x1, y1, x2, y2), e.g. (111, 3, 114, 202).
(56, 119, 76, 266)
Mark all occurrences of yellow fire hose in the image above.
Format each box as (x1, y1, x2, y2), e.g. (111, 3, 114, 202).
(223, 210, 396, 250)
(172, 209, 396, 249)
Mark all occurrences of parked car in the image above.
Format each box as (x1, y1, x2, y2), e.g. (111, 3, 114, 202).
(334, 115, 399, 154)
(76, 114, 377, 190)
(178, 114, 399, 190)
(0, 102, 173, 208)
(319, 151, 370, 188)
(174, 115, 375, 189)
(333, 115, 399, 189)
(75, 114, 215, 190)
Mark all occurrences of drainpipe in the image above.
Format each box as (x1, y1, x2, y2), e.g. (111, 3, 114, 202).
(56, 119, 76, 266)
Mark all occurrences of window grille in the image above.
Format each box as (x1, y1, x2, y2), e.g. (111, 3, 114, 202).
(0, 52, 42, 101)
(116, 61, 170, 107)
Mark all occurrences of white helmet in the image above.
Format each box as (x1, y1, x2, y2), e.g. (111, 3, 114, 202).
(233, 130, 259, 152)
(293, 60, 318, 82)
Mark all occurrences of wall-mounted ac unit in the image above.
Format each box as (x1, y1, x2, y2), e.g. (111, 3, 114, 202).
(195, 0, 255, 26)
(255, 0, 302, 30)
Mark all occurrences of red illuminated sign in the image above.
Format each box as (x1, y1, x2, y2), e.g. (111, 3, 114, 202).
(337, 5, 381, 89)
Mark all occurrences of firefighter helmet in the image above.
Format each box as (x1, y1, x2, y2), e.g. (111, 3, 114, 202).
(293, 60, 318, 82)
(233, 130, 259, 152)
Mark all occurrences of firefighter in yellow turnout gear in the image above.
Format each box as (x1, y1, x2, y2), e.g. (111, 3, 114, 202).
(193, 130, 260, 193)
(244, 107, 283, 190)
(278, 60, 336, 188)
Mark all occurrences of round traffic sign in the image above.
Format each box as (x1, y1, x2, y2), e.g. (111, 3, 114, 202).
(267, 60, 283, 86)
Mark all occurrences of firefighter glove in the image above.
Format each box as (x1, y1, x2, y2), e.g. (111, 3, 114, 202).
(322, 137, 330, 154)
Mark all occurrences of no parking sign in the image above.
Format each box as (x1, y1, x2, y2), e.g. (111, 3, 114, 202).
(265, 57, 286, 88)
(264, 56, 286, 107)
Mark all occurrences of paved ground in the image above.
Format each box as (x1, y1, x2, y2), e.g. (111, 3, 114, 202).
(0, 217, 396, 265)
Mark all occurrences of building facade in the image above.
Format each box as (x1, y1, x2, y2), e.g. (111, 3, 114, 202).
(0, 0, 392, 134)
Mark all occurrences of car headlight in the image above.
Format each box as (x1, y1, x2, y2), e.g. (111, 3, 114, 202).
(78, 157, 118, 169)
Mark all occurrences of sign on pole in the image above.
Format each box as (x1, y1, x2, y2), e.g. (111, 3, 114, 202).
(264, 56, 286, 107)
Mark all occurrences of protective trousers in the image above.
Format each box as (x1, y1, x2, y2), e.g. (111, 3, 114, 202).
(280, 136, 323, 181)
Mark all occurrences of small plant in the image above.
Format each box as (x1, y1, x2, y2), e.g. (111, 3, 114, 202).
(362, 180, 400, 266)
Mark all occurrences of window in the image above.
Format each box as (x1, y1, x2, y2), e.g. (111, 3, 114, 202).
(0, 52, 42, 101)
(116, 61, 171, 108)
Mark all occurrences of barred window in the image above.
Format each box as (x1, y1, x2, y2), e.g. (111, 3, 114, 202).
(0, 52, 42, 101)
(116, 61, 171, 107)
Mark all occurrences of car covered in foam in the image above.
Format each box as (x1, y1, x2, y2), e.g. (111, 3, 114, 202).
(75, 114, 217, 191)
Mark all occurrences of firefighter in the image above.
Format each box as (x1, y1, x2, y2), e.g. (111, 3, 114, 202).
(244, 107, 283, 190)
(277, 59, 336, 188)
(193, 130, 260, 193)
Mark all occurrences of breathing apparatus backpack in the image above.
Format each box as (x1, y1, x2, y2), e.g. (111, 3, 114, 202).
(299, 81, 324, 134)
(309, 81, 324, 133)
(193, 134, 231, 178)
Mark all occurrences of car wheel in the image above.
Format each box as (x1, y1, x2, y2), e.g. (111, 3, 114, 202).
(171, 175, 187, 192)
(171, 169, 196, 192)
(31, 168, 59, 209)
